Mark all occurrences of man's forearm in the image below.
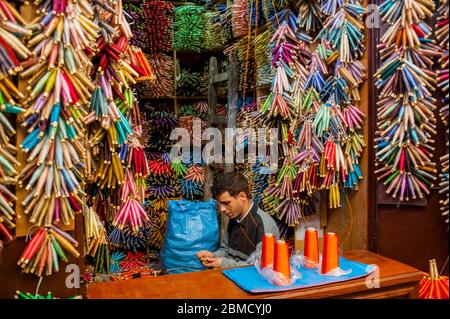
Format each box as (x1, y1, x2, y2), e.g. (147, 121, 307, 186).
(213, 248, 228, 258)
(220, 257, 250, 269)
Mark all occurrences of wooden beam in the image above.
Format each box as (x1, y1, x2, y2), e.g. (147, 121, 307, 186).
(325, 0, 369, 251)
(211, 72, 228, 84)
(225, 51, 239, 173)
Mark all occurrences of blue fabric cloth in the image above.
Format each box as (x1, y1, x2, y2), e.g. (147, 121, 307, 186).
(222, 257, 376, 293)
(160, 199, 219, 274)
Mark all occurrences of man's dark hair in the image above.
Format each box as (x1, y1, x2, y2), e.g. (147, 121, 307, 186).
(212, 172, 250, 198)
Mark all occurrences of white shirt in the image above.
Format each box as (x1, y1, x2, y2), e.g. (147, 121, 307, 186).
(237, 202, 254, 224)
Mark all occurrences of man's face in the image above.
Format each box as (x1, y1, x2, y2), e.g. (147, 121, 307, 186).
(215, 191, 246, 219)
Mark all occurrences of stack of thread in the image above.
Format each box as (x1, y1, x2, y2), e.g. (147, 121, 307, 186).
(124, 1, 148, 50)
(136, 53, 174, 98)
(174, 5, 206, 52)
(144, 109, 180, 250)
(142, 0, 174, 53)
(204, 10, 224, 51)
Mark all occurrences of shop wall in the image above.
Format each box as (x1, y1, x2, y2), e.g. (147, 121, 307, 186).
(367, 0, 449, 275)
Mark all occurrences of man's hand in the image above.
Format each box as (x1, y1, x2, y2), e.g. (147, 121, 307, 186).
(196, 250, 214, 263)
(202, 257, 223, 269)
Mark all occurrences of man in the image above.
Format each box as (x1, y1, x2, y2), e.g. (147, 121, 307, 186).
(197, 172, 280, 269)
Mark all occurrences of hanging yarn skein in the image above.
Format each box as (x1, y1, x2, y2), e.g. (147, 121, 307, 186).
(375, 0, 440, 201)
(86, 0, 150, 242)
(436, 0, 449, 225)
(314, 1, 367, 208)
(261, 8, 315, 227)
(0, 0, 29, 243)
(17, 0, 99, 230)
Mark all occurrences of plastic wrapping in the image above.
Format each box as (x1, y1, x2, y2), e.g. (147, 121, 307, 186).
(160, 199, 219, 273)
(248, 250, 302, 286)
(292, 250, 352, 277)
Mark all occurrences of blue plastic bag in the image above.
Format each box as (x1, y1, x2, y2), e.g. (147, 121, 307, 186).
(160, 199, 219, 274)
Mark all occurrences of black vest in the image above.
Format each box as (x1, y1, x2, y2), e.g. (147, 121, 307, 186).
(227, 203, 264, 256)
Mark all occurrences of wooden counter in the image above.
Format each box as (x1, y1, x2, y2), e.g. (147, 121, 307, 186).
(86, 250, 423, 299)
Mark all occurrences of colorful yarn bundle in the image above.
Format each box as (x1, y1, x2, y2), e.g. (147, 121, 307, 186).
(127, 46, 155, 80)
(311, 1, 367, 208)
(321, 0, 346, 16)
(440, 152, 449, 225)
(178, 115, 207, 147)
(147, 179, 178, 198)
(17, 0, 98, 230)
(228, 34, 257, 93)
(296, 0, 323, 33)
(84, 205, 109, 274)
(179, 179, 204, 200)
(316, 3, 365, 63)
(254, 29, 274, 88)
(259, 10, 313, 225)
(143, 108, 180, 251)
(171, 158, 188, 177)
(148, 110, 178, 132)
(247, 0, 273, 29)
(419, 259, 449, 299)
(123, 2, 147, 50)
(0, 82, 23, 241)
(107, 220, 151, 253)
(375, 0, 440, 201)
(14, 290, 81, 299)
(215, 3, 233, 45)
(0, 0, 32, 79)
(232, 0, 249, 39)
(147, 202, 168, 249)
(437, 0, 449, 225)
(110, 170, 149, 234)
(178, 103, 202, 118)
(186, 164, 205, 185)
(137, 53, 174, 97)
(118, 251, 146, 271)
(204, 10, 224, 51)
(242, 0, 367, 231)
(142, 0, 174, 53)
(0, 193, 15, 242)
(109, 250, 124, 273)
(0, 184, 15, 242)
(436, 0, 449, 59)
(243, 159, 270, 209)
(84, 0, 151, 273)
(261, 17, 312, 123)
(145, 121, 177, 163)
(17, 227, 79, 276)
(176, 69, 205, 96)
(174, 5, 206, 52)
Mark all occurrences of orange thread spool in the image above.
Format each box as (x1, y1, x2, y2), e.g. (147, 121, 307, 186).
(261, 233, 275, 268)
(304, 227, 319, 268)
(321, 232, 339, 274)
(273, 240, 290, 279)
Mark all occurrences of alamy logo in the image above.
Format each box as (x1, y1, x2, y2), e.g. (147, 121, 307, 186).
(65, 264, 80, 289)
